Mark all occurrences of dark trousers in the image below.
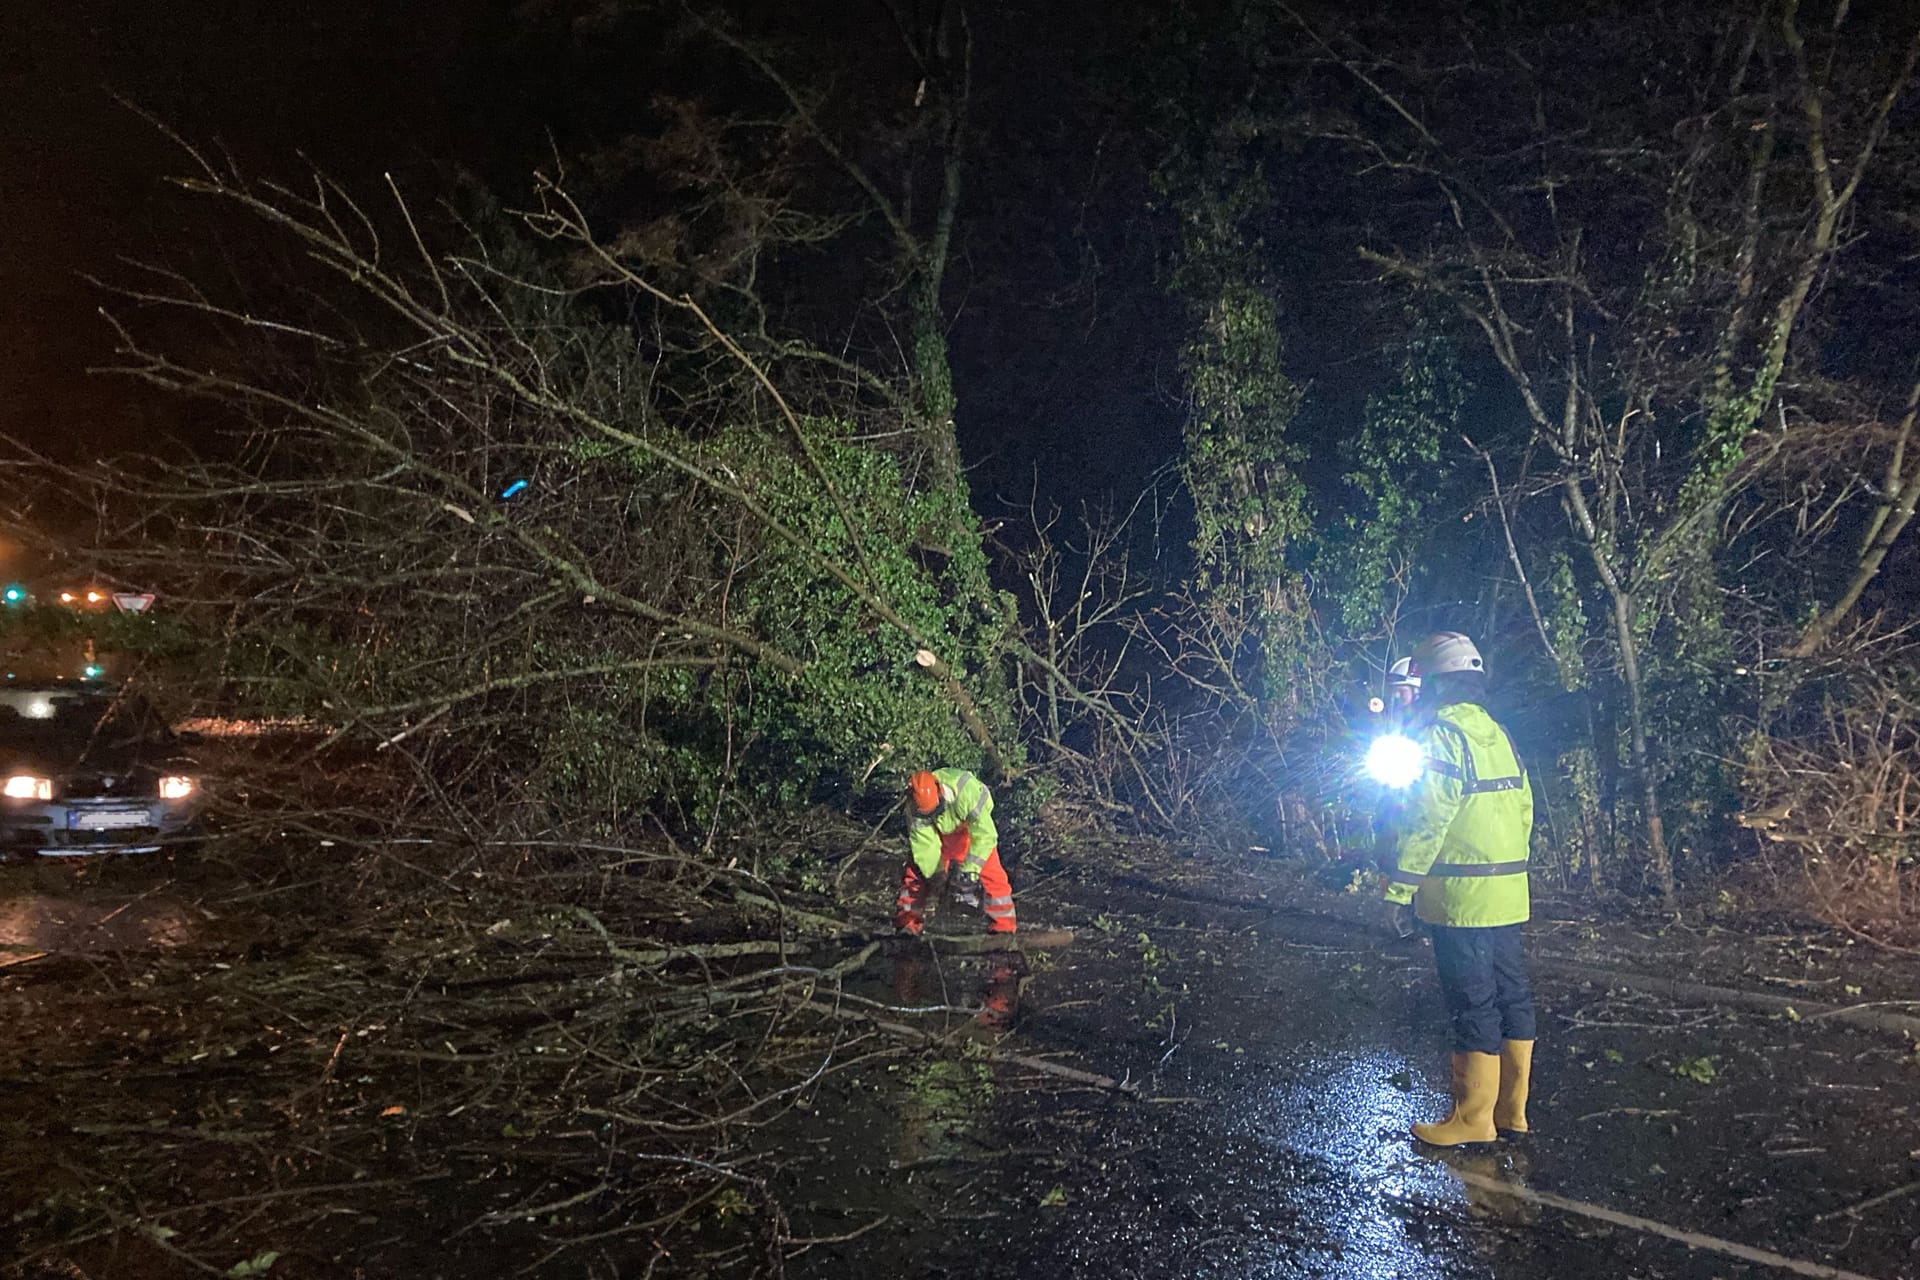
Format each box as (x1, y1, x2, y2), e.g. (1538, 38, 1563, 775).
(1430, 923, 1536, 1054)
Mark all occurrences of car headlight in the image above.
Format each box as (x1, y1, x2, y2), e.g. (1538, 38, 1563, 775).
(1364, 734, 1425, 789)
(158, 775, 197, 800)
(3, 774, 53, 800)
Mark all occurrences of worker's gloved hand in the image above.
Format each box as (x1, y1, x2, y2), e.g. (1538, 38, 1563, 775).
(952, 870, 982, 908)
(1388, 901, 1417, 940)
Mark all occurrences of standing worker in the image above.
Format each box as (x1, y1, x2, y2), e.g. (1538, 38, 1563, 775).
(1383, 632, 1536, 1146)
(1373, 656, 1423, 936)
(896, 768, 1017, 936)
(1383, 656, 1420, 723)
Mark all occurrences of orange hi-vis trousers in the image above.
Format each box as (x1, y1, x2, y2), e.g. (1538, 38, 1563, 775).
(895, 830, 1017, 935)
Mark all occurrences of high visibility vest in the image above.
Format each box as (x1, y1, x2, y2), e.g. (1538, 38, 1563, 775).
(1384, 702, 1533, 928)
(907, 767, 997, 878)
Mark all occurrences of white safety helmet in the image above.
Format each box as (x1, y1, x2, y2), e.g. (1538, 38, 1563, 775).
(1386, 656, 1421, 689)
(1409, 631, 1484, 677)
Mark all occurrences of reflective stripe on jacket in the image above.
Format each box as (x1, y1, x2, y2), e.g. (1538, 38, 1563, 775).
(1382, 703, 1532, 927)
(907, 767, 997, 877)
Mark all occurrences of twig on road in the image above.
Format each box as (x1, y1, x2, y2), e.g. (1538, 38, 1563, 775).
(1562, 1011, 1719, 1030)
(1572, 1107, 1679, 1122)
(1445, 1167, 1882, 1280)
(1801, 999, 1920, 1022)
(1533, 956, 1920, 1039)
(1813, 1177, 1920, 1223)
(782, 1213, 891, 1258)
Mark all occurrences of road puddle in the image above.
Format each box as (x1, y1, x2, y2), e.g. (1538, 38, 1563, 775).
(1227, 1050, 1475, 1278)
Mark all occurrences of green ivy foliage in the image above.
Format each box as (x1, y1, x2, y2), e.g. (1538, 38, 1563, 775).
(411, 415, 1021, 827)
(1313, 318, 1463, 638)
(1172, 180, 1318, 712)
(1540, 553, 1590, 692)
(710, 419, 1016, 807)
(1180, 272, 1309, 592)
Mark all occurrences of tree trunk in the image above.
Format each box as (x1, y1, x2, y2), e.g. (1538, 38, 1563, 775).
(1558, 474, 1675, 903)
(1610, 592, 1675, 902)
(910, 275, 961, 489)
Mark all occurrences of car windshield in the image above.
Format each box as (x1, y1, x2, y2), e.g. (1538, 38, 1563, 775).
(0, 688, 170, 747)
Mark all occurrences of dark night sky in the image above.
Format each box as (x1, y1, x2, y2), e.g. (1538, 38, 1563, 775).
(1, 0, 1205, 513)
(38, 0, 1883, 603)
(2, 1, 496, 462)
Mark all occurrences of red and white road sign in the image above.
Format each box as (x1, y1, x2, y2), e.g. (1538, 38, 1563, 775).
(111, 593, 156, 613)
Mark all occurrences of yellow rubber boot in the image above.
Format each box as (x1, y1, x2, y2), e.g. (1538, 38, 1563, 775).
(1494, 1039, 1534, 1135)
(1412, 1052, 1500, 1146)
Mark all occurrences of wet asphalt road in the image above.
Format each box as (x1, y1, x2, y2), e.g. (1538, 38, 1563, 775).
(783, 871, 1920, 1280)
(2, 856, 1915, 1278)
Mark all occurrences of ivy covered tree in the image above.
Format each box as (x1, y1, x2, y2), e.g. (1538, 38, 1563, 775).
(1168, 179, 1320, 732)
(1132, 0, 1920, 902)
(1264, 0, 1920, 897)
(1312, 315, 1463, 642)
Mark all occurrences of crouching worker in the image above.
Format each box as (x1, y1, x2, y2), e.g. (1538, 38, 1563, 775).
(895, 769, 1017, 936)
(1384, 632, 1536, 1146)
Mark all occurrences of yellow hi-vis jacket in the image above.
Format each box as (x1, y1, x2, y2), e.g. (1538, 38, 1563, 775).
(1383, 702, 1533, 927)
(907, 768, 998, 878)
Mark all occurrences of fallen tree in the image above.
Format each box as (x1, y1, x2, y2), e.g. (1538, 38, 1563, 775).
(0, 120, 1038, 1272)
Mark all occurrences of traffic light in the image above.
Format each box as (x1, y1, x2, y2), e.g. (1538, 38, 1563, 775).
(2, 584, 24, 604)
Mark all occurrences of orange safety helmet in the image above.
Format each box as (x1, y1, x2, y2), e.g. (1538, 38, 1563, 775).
(908, 770, 945, 816)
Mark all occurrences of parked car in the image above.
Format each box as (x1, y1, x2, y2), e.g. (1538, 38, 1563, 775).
(0, 680, 203, 856)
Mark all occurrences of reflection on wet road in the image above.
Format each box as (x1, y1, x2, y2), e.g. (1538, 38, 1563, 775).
(1241, 1050, 1471, 1279)
(0, 888, 205, 954)
(1228, 1050, 1556, 1278)
(7, 854, 1911, 1279)
(790, 893, 1916, 1280)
